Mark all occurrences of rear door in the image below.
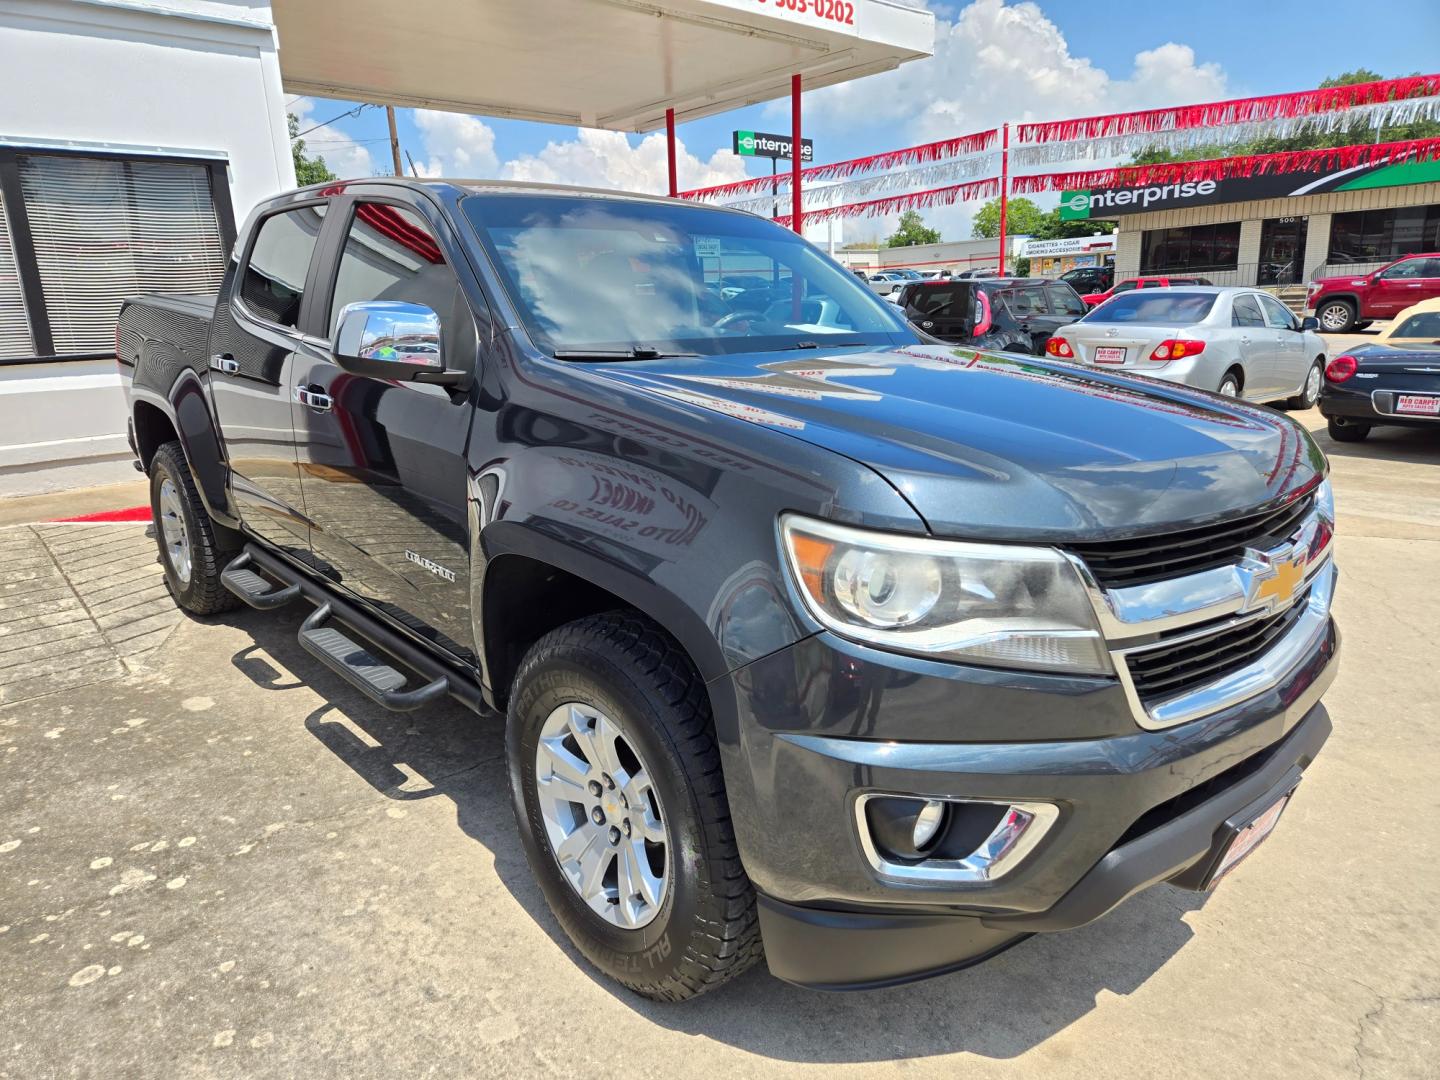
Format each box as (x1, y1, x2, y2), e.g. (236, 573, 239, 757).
(207, 201, 329, 560)
(1229, 293, 1279, 399)
(290, 192, 481, 655)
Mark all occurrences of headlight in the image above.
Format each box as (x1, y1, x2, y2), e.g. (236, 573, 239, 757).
(780, 515, 1112, 675)
(1314, 476, 1335, 523)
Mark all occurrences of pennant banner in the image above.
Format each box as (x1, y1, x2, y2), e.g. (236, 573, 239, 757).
(1011, 137, 1440, 194)
(1012, 95, 1440, 165)
(772, 177, 1000, 228)
(717, 154, 1000, 216)
(1016, 73, 1440, 145)
(680, 128, 998, 202)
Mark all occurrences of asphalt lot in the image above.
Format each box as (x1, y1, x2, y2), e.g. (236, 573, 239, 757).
(2, 406, 1438, 1080)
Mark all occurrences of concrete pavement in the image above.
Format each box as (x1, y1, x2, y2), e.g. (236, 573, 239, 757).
(0, 410, 1437, 1079)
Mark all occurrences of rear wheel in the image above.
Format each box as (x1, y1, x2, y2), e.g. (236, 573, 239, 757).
(1316, 299, 1356, 333)
(1327, 417, 1371, 443)
(507, 611, 760, 1001)
(1285, 359, 1324, 410)
(148, 441, 241, 615)
(1217, 370, 1242, 398)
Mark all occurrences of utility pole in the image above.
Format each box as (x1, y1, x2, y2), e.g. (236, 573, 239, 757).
(386, 105, 403, 176)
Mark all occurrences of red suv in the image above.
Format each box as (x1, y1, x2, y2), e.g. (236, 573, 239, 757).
(1080, 275, 1212, 309)
(1307, 253, 1440, 333)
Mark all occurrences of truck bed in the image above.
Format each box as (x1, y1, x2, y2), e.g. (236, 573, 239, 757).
(117, 292, 218, 398)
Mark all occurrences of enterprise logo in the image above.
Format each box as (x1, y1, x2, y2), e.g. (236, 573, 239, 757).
(1060, 180, 1218, 218)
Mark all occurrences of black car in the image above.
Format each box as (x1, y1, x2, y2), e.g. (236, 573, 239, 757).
(117, 179, 1337, 999)
(1319, 343, 1440, 441)
(895, 276, 1088, 355)
(1060, 264, 1114, 294)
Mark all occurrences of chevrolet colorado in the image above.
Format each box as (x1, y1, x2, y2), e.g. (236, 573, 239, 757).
(119, 179, 1339, 999)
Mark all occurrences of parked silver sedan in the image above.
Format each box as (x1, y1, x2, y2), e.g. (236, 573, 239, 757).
(1047, 286, 1328, 407)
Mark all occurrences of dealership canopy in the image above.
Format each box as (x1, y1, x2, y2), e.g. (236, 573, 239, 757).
(271, 0, 933, 132)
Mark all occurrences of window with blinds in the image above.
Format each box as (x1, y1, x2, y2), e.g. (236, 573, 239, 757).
(14, 153, 228, 356)
(0, 189, 33, 360)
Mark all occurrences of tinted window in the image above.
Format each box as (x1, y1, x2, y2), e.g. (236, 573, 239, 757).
(1085, 291, 1217, 325)
(1112, 280, 1138, 294)
(1232, 294, 1266, 327)
(1379, 257, 1440, 279)
(905, 285, 963, 318)
(462, 194, 908, 357)
(999, 286, 1048, 316)
(1257, 294, 1296, 330)
(1046, 283, 1086, 316)
(1391, 311, 1440, 338)
(241, 204, 326, 328)
(1140, 222, 1241, 273)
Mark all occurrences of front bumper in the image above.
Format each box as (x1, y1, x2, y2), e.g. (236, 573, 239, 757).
(720, 608, 1339, 989)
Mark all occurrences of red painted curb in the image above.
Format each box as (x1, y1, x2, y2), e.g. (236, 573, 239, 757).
(49, 506, 153, 523)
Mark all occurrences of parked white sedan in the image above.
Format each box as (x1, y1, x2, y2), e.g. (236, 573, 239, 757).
(1046, 286, 1328, 407)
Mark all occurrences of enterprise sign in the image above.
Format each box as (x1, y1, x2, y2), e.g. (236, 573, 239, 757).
(733, 129, 814, 162)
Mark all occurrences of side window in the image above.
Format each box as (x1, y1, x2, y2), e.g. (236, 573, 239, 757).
(1258, 294, 1296, 330)
(1113, 280, 1137, 293)
(1232, 294, 1267, 327)
(240, 204, 327, 328)
(1045, 284, 1086, 316)
(329, 202, 473, 364)
(1380, 258, 1423, 279)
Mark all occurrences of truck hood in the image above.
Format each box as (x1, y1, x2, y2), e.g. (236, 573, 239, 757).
(592, 344, 1323, 540)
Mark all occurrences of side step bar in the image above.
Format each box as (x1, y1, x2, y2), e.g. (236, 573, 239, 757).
(221, 545, 484, 714)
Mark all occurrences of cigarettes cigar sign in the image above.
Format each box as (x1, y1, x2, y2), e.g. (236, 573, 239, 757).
(1059, 158, 1440, 218)
(733, 130, 814, 162)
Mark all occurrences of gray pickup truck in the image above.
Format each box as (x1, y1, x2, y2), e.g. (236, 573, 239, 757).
(118, 178, 1338, 999)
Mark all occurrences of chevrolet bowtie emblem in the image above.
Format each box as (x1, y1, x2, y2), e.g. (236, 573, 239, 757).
(1238, 545, 1308, 613)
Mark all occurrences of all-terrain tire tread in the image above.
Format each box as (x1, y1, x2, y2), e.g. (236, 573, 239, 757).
(150, 441, 241, 615)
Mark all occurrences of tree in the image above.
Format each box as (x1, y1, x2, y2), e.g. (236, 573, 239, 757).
(1126, 70, 1440, 166)
(885, 210, 941, 248)
(289, 113, 338, 185)
(972, 197, 1116, 240)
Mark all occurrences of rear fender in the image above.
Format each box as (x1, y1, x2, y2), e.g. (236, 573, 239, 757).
(168, 370, 238, 527)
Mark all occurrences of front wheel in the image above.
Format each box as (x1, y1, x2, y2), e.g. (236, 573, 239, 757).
(148, 441, 240, 615)
(1316, 299, 1356, 333)
(507, 612, 760, 1001)
(1327, 417, 1371, 443)
(1285, 359, 1325, 410)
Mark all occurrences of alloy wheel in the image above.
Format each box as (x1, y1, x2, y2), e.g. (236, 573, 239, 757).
(1320, 304, 1351, 331)
(157, 477, 193, 585)
(1304, 363, 1322, 406)
(534, 702, 670, 929)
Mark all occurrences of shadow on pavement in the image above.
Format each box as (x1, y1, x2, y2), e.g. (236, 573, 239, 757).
(1312, 423, 1440, 467)
(217, 603, 1206, 1064)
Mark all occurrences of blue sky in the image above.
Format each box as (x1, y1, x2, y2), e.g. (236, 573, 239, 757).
(290, 0, 1440, 238)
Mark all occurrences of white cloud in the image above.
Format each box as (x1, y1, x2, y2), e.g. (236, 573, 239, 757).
(289, 98, 374, 180)
(411, 109, 500, 177)
(499, 129, 750, 194)
(776, 0, 1229, 238)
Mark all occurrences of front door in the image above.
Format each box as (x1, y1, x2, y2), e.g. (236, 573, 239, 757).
(291, 195, 480, 656)
(207, 202, 329, 561)
(1257, 217, 1308, 286)
(1257, 293, 1308, 398)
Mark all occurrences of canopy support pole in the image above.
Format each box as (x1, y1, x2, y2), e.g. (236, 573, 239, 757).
(665, 108, 678, 198)
(790, 74, 803, 233)
(998, 121, 1009, 273)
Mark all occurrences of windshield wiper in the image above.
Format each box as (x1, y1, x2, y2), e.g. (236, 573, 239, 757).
(551, 346, 700, 361)
(780, 340, 868, 350)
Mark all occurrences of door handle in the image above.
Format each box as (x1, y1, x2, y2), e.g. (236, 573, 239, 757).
(211, 354, 239, 374)
(294, 385, 333, 412)
(1240, 335, 1251, 344)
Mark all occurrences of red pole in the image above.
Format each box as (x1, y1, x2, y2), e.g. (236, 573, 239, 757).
(665, 108, 678, 198)
(790, 74, 803, 233)
(998, 122, 1009, 274)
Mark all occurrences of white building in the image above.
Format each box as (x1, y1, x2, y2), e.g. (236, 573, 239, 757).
(0, 0, 293, 489)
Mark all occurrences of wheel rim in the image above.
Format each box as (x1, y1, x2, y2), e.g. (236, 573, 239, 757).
(157, 477, 192, 585)
(534, 702, 669, 930)
(1320, 305, 1349, 330)
(1305, 363, 1322, 404)
(1219, 378, 1239, 397)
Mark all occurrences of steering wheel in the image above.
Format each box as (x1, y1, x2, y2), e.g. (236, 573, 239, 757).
(713, 310, 784, 336)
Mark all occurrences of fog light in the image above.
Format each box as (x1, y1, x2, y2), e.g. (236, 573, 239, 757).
(912, 799, 946, 850)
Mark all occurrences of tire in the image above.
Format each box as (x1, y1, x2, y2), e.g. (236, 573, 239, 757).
(148, 441, 241, 615)
(1316, 299, 1356, 333)
(1327, 417, 1371, 443)
(1353, 320, 1373, 331)
(507, 611, 760, 1001)
(1284, 359, 1325, 410)
(1217, 370, 1242, 398)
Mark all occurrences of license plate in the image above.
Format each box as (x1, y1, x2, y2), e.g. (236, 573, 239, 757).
(1094, 346, 1126, 365)
(1208, 792, 1292, 889)
(1395, 394, 1440, 416)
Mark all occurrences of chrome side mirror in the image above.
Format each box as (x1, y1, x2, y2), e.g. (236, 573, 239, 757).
(333, 301, 457, 383)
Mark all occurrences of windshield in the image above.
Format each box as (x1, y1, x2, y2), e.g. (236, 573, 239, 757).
(462, 194, 912, 357)
(1084, 291, 1217, 325)
(1391, 311, 1440, 339)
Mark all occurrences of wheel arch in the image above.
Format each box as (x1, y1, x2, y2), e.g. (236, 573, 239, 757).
(167, 370, 239, 528)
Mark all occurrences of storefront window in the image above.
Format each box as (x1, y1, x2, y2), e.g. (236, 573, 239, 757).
(1328, 205, 1440, 265)
(1140, 223, 1241, 274)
